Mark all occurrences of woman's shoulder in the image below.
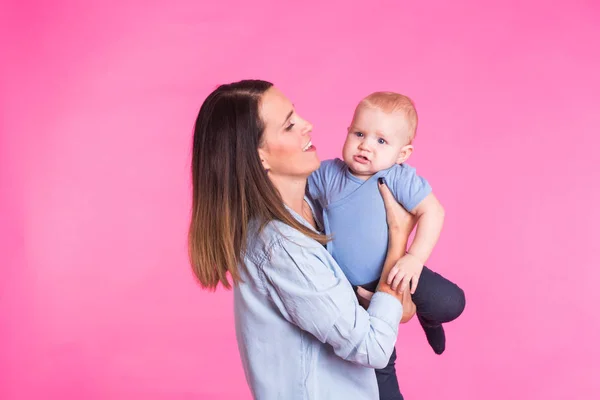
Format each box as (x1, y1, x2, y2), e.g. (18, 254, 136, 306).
(254, 219, 322, 249)
(245, 219, 324, 266)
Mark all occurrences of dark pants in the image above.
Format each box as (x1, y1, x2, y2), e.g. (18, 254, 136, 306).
(359, 266, 466, 400)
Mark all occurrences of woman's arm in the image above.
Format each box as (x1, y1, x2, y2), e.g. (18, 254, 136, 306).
(358, 178, 417, 323)
(259, 180, 416, 369)
(260, 237, 404, 370)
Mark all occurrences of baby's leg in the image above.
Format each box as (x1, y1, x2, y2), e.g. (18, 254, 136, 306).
(375, 347, 404, 400)
(412, 266, 466, 354)
(413, 267, 466, 323)
(354, 279, 405, 399)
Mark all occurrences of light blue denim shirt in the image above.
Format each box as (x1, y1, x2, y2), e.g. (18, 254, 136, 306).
(233, 199, 403, 399)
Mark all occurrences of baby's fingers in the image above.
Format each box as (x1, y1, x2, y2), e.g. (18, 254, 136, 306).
(400, 275, 412, 293)
(410, 275, 420, 294)
(391, 271, 406, 292)
(386, 264, 401, 285)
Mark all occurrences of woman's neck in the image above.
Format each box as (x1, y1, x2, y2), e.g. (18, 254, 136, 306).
(269, 174, 307, 216)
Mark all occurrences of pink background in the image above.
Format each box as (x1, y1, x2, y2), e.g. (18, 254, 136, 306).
(2, 0, 599, 399)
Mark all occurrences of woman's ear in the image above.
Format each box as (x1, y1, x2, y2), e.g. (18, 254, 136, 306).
(396, 145, 414, 164)
(258, 148, 271, 171)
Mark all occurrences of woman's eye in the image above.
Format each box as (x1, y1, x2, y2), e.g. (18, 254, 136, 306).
(378, 138, 386, 144)
(285, 123, 295, 132)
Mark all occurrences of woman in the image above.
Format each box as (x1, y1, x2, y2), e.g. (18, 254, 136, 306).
(189, 79, 416, 399)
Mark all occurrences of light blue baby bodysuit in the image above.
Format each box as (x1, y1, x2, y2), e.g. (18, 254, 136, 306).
(307, 158, 431, 285)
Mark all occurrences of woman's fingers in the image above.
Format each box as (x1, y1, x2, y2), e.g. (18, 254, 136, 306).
(400, 289, 416, 323)
(377, 177, 396, 206)
(377, 178, 403, 227)
(377, 177, 416, 233)
(356, 286, 374, 309)
(356, 286, 374, 301)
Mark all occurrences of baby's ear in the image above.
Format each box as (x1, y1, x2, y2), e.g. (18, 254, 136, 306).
(396, 145, 414, 164)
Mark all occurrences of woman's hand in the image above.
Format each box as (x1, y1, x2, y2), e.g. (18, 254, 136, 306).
(374, 177, 417, 323)
(378, 177, 416, 235)
(357, 286, 416, 324)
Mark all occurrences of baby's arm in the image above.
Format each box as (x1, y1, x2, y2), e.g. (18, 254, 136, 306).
(407, 192, 445, 265)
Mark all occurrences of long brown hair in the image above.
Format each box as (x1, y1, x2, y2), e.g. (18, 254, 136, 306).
(189, 80, 327, 290)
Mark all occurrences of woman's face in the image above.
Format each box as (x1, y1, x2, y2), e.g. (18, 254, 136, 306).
(258, 87, 319, 179)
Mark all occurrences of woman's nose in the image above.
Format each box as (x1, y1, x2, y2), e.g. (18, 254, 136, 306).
(302, 121, 313, 135)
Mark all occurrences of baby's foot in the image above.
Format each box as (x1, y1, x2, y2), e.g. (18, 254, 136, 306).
(418, 316, 446, 355)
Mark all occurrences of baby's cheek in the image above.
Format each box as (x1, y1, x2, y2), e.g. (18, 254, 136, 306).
(341, 152, 353, 166)
(378, 152, 399, 169)
(341, 141, 353, 157)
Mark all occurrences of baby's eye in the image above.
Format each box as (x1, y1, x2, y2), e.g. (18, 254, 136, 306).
(355, 132, 364, 137)
(378, 138, 387, 144)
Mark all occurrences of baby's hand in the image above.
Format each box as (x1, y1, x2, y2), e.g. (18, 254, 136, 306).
(387, 254, 424, 294)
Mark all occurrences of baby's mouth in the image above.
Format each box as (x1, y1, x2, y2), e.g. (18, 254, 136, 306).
(354, 154, 370, 164)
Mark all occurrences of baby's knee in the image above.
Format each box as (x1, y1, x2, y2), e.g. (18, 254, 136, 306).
(449, 287, 466, 321)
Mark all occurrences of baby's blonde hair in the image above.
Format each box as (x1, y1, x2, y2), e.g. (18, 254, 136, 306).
(357, 91, 418, 142)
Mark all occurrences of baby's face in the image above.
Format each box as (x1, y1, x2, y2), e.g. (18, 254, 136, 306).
(342, 106, 412, 179)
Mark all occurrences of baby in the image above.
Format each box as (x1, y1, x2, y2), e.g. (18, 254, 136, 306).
(308, 92, 465, 357)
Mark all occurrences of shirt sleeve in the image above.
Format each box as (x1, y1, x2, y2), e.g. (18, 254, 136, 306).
(258, 237, 403, 369)
(391, 163, 432, 212)
(306, 159, 344, 205)
(307, 168, 325, 200)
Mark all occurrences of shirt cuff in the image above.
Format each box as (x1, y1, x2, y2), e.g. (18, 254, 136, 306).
(367, 291, 403, 327)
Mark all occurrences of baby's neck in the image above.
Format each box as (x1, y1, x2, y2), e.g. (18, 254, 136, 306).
(347, 168, 375, 181)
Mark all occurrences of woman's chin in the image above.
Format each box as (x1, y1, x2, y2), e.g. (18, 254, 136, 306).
(305, 152, 321, 172)
(306, 158, 321, 175)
